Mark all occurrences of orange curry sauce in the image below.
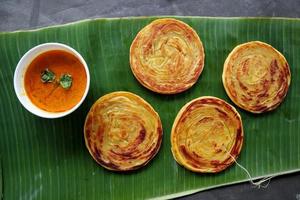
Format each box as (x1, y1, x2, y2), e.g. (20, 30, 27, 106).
(24, 50, 87, 112)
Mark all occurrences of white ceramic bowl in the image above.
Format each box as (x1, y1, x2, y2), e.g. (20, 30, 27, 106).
(14, 43, 90, 118)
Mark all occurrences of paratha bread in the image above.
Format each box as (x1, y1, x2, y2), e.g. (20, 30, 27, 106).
(222, 41, 291, 113)
(171, 96, 243, 173)
(130, 18, 205, 94)
(84, 91, 163, 171)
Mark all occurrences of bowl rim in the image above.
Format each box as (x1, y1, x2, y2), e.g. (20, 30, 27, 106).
(13, 42, 90, 118)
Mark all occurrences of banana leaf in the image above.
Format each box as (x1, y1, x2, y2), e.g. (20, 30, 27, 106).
(1, 16, 300, 200)
(0, 157, 2, 199)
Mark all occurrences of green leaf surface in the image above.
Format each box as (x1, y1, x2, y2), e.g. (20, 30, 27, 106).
(1, 16, 300, 200)
(0, 156, 2, 200)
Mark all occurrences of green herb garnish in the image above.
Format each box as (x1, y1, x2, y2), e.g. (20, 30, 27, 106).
(59, 74, 73, 89)
(41, 68, 55, 83)
(40, 68, 72, 90)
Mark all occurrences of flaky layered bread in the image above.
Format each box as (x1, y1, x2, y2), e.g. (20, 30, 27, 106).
(130, 18, 205, 94)
(84, 92, 162, 171)
(223, 41, 291, 113)
(171, 96, 243, 173)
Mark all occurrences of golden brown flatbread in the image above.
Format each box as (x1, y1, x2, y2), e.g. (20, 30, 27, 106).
(130, 18, 205, 94)
(223, 41, 291, 113)
(84, 91, 162, 171)
(171, 96, 243, 173)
